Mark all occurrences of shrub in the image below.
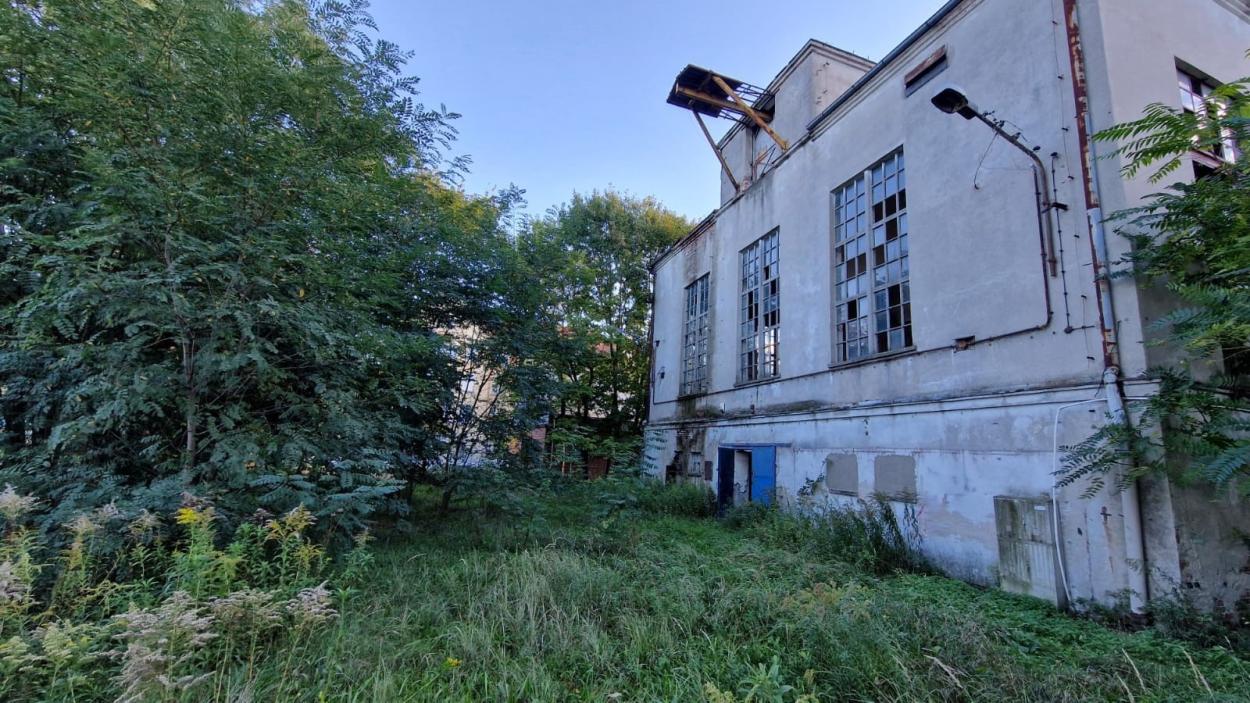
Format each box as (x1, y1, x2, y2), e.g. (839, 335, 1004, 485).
(1081, 584, 1250, 652)
(721, 501, 776, 529)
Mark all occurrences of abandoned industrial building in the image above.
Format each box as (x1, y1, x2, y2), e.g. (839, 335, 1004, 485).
(645, 0, 1250, 611)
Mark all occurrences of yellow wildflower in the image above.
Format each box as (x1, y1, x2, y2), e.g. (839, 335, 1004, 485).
(445, 657, 462, 668)
(174, 507, 200, 526)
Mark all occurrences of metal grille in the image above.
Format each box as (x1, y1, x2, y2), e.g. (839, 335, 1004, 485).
(739, 230, 780, 382)
(834, 149, 911, 363)
(681, 275, 710, 396)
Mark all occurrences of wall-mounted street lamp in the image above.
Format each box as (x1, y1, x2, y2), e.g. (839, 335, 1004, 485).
(931, 86, 1063, 277)
(930, 86, 980, 120)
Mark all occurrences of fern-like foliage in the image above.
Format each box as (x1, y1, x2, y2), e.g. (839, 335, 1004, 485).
(1060, 68, 1250, 494)
(1096, 75, 1249, 183)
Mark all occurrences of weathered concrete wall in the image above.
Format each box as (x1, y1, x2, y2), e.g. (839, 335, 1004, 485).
(657, 0, 1109, 418)
(649, 0, 1250, 610)
(1080, 0, 1250, 376)
(659, 384, 1155, 603)
(1073, 0, 1250, 611)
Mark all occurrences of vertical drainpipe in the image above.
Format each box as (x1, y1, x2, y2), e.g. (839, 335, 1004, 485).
(1062, 0, 1148, 612)
(645, 267, 658, 425)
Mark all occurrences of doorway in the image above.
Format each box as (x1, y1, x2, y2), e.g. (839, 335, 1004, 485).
(716, 445, 777, 510)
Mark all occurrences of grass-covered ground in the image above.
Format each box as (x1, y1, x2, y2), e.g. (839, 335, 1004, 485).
(227, 483, 1250, 702)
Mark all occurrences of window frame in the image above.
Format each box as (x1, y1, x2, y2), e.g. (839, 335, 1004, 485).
(680, 274, 711, 397)
(738, 229, 781, 385)
(1177, 65, 1238, 167)
(831, 147, 913, 366)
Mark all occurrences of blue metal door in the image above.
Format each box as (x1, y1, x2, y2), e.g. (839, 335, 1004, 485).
(750, 445, 776, 505)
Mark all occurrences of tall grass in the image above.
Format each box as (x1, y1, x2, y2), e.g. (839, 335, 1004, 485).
(724, 495, 925, 575)
(4, 480, 1248, 701)
(218, 483, 1248, 702)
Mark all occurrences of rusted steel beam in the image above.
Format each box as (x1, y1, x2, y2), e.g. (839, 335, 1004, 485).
(711, 75, 789, 151)
(672, 85, 773, 122)
(695, 112, 740, 192)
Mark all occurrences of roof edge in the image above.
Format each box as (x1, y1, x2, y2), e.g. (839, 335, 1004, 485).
(648, 210, 718, 274)
(805, 0, 966, 133)
(715, 39, 876, 150)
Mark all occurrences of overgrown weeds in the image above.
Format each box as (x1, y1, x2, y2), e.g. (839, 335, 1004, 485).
(6, 477, 1248, 701)
(634, 480, 718, 518)
(0, 486, 363, 702)
(725, 494, 926, 575)
(1080, 584, 1250, 652)
(244, 480, 1248, 702)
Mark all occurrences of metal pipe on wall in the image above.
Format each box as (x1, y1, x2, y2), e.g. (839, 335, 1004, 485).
(1061, 0, 1148, 613)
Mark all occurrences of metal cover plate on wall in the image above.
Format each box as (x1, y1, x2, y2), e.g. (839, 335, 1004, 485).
(994, 495, 1063, 606)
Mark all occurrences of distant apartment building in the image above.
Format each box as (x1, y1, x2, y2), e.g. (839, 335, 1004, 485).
(646, 0, 1250, 610)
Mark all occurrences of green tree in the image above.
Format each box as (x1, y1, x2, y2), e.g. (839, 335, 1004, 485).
(520, 192, 689, 473)
(1061, 65, 1250, 492)
(0, 0, 514, 533)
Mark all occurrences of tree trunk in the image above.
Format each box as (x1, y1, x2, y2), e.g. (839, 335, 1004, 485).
(182, 338, 197, 472)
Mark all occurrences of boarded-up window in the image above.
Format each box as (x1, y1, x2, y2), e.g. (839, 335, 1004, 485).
(825, 453, 858, 495)
(873, 454, 916, 501)
(687, 451, 704, 477)
(903, 45, 947, 96)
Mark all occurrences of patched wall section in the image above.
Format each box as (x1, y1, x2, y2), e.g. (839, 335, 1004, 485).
(824, 453, 858, 495)
(874, 454, 917, 501)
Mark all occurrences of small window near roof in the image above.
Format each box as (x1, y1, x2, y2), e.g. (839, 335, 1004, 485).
(904, 46, 947, 96)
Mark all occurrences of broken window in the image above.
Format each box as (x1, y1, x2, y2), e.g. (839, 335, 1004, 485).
(833, 149, 911, 363)
(681, 274, 710, 396)
(1178, 66, 1238, 167)
(739, 229, 780, 382)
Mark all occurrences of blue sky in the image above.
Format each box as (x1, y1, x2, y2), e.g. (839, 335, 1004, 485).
(369, 0, 950, 222)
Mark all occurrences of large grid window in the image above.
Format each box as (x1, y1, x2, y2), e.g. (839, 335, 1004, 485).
(681, 275, 710, 396)
(1179, 67, 1237, 165)
(739, 230, 780, 382)
(834, 149, 911, 363)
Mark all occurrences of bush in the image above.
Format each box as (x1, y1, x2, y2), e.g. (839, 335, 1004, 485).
(1080, 584, 1250, 652)
(721, 501, 777, 529)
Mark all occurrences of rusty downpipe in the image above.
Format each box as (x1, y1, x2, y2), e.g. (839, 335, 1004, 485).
(1062, 0, 1148, 613)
